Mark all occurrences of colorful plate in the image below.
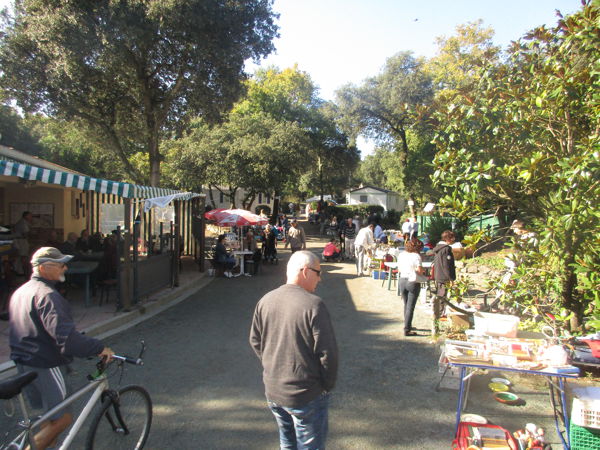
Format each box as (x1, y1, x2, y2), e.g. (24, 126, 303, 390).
(491, 377, 511, 386)
(461, 413, 488, 424)
(488, 382, 510, 392)
(493, 392, 520, 405)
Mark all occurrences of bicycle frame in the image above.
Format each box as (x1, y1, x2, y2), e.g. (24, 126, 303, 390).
(12, 374, 109, 450)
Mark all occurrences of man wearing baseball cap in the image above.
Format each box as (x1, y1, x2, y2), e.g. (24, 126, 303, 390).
(9, 247, 114, 450)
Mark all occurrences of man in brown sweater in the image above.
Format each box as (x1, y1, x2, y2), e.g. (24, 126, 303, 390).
(250, 250, 338, 449)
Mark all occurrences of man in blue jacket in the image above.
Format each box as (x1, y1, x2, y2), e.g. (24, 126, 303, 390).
(9, 247, 113, 450)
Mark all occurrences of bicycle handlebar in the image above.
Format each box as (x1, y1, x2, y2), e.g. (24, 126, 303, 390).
(89, 341, 146, 379)
(111, 354, 144, 366)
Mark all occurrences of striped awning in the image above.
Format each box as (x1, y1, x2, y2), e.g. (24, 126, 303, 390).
(0, 159, 200, 201)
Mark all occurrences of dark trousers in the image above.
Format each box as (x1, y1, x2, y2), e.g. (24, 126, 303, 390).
(398, 278, 421, 332)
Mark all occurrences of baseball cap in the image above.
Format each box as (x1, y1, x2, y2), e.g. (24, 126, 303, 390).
(31, 247, 74, 266)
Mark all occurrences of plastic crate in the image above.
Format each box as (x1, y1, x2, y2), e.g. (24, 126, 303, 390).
(570, 423, 600, 450)
(371, 270, 387, 280)
(572, 387, 600, 429)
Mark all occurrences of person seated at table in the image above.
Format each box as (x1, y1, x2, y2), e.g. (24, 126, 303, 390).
(215, 234, 237, 278)
(45, 230, 62, 249)
(76, 229, 91, 253)
(60, 232, 79, 259)
(322, 238, 341, 262)
(89, 232, 104, 253)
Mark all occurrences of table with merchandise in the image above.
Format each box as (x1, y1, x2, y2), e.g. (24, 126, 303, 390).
(443, 322, 580, 450)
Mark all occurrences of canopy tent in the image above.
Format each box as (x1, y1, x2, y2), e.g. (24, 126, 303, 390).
(0, 159, 200, 201)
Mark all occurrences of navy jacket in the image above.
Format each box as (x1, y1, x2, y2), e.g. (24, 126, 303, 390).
(9, 276, 104, 368)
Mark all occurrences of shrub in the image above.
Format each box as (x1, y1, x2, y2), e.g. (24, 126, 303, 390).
(382, 209, 401, 229)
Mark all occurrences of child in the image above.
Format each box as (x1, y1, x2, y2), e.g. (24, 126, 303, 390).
(322, 238, 341, 261)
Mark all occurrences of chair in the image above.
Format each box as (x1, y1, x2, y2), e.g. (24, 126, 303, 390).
(98, 279, 118, 306)
(207, 248, 226, 277)
(381, 254, 398, 288)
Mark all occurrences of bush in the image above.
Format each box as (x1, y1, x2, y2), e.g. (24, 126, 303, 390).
(255, 205, 271, 215)
(382, 209, 401, 229)
(424, 213, 469, 244)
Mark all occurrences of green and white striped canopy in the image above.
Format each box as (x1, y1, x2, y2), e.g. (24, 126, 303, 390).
(0, 159, 200, 201)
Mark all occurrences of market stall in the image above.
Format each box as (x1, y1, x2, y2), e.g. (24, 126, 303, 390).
(441, 313, 583, 449)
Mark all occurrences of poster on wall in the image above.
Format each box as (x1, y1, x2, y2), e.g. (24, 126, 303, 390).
(10, 203, 54, 228)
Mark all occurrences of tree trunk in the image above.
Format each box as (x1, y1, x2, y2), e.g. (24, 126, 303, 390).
(207, 184, 216, 209)
(228, 187, 237, 209)
(398, 127, 409, 164)
(270, 193, 280, 225)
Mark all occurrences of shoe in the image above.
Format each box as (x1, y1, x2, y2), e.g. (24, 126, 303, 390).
(404, 330, 418, 336)
(224, 272, 232, 278)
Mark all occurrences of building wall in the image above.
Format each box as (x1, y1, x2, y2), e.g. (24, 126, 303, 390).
(346, 188, 405, 212)
(1, 180, 87, 243)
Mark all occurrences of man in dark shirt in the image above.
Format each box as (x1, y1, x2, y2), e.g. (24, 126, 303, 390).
(341, 217, 356, 260)
(250, 250, 338, 449)
(9, 247, 113, 450)
(431, 230, 457, 335)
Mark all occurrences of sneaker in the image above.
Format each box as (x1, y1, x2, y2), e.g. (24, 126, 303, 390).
(225, 272, 232, 278)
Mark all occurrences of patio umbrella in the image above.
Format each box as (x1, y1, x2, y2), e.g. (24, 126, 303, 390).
(204, 208, 269, 227)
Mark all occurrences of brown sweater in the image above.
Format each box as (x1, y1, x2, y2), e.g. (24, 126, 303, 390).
(250, 284, 338, 407)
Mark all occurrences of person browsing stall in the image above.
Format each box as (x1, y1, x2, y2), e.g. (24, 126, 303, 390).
(354, 222, 375, 276)
(9, 247, 114, 450)
(397, 238, 425, 336)
(250, 250, 338, 450)
(284, 219, 306, 253)
(322, 238, 341, 261)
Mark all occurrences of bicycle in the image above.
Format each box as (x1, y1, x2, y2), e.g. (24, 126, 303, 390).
(0, 342, 152, 449)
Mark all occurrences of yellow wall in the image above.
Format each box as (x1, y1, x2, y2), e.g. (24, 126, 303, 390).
(1, 178, 87, 242)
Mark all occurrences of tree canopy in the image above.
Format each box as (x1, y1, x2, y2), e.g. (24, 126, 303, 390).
(0, 0, 278, 185)
(431, 1, 599, 327)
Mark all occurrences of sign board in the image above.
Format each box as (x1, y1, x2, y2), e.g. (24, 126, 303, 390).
(423, 203, 435, 213)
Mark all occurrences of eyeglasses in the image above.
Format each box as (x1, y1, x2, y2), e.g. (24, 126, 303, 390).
(307, 267, 321, 277)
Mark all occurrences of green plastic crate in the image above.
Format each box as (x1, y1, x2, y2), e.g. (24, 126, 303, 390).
(570, 423, 600, 450)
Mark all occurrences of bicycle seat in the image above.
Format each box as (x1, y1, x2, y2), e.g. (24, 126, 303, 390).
(0, 371, 37, 400)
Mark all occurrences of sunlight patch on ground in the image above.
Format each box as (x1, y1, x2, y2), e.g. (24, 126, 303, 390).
(153, 404, 177, 415)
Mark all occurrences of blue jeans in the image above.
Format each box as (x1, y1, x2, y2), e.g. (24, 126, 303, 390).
(398, 278, 421, 332)
(268, 392, 331, 450)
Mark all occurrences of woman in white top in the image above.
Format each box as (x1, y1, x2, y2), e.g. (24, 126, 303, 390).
(397, 238, 424, 336)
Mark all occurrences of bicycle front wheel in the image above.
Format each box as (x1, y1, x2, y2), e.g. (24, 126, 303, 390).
(85, 385, 152, 450)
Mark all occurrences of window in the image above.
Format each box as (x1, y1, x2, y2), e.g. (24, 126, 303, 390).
(266, 193, 271, 203)
(359, 195, 368, 203)
(219, 192, 224, 203)
(258, 193, 263, 203)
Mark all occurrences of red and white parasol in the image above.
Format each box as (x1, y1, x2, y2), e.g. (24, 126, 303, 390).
(204, 208, 269, 227)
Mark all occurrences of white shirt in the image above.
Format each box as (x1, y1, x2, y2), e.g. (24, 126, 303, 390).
(436, 240, 463, 249)
(397, 251, 422, 282)
(401, 221, 411, 234)
(355, 226, 374, 248)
